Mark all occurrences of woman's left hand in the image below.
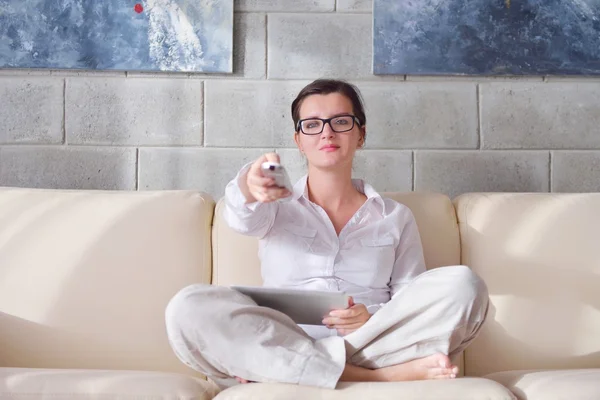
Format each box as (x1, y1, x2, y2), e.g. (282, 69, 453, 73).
(322, 297, 371, 336)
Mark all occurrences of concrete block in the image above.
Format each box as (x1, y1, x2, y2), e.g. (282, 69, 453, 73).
(128, 14, 266, 79)
(268, 13, 371, 79)
(552, 151, 600, 192)
(1, 68, 124, 77)
(405, 75, 543, 82)
(139, 147, 411, 200)
(272, 148, 308, 183)
(66, 78, 203, 145)
(123, 72, 191, 79)
(481, 82, 600, 149)
(51, 70, 126, 77)
(204, 80, 306, 148)
(543, 76, 600, 82)
(235, 0, 334, 12)
(0, 68, 51, 76)
(337, 0, 372, 12)
(231, 13, 267, 79)
(415, 151, 549, 199)
(353, 150, 412, 192)
(357, 82, 478, 149)
(0, 146, 136, 190)
(0, 78, 63, 144)
(256, 149, 412, 192)
(139, 148, 267, 199)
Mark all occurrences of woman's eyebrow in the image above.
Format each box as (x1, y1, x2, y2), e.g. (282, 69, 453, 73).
(301, 112, 353, 119)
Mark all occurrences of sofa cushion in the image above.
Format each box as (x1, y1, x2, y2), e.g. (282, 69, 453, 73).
(485, 369, 600, 400)
(0, 367, 219, 400)
(454, 193, 600, 376)
(212, 191, 460, 287)
(212, 378, 515, 400)
(0, 188, 214, 376)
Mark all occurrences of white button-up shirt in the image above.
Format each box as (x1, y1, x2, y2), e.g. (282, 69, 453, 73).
(224, 165, 427, 339)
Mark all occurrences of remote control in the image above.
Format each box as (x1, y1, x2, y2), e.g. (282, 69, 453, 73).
(261, 161, 294, 197)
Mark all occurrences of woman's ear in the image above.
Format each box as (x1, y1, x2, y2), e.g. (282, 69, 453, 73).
(358, 127, 366, 148)
(294, 131, 303, 153)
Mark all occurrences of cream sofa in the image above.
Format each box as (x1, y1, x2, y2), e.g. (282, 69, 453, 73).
(1, 187, 599, 400)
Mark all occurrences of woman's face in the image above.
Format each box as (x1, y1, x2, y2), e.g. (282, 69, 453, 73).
(294, 92, 365, 171)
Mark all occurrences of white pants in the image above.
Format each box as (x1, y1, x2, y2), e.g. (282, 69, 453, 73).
(165, 265, 489, 390)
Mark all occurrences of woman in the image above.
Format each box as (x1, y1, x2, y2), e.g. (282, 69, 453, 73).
(165, 79, 489, 390)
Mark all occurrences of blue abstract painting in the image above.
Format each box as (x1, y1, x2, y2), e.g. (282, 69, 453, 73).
(374, 0, 600, 75)
(0, 0, 233, 73)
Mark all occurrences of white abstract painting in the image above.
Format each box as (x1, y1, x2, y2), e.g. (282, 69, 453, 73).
(0, 0, 233, 73)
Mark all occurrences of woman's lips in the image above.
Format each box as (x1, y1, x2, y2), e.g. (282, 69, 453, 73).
(320, 145, 339, 152)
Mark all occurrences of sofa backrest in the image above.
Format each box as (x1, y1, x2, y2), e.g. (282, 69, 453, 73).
(212, 191, 461, 286)
(0, 188, 214, 377)
(455, 193, 600, 376)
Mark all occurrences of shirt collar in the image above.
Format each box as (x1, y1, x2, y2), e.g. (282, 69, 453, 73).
(292, 175, 386, 213)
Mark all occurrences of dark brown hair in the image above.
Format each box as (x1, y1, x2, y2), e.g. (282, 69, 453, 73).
(291, 79, 366, 140)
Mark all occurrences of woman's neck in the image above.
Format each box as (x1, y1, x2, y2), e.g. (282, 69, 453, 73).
(306, 166, 361, 211)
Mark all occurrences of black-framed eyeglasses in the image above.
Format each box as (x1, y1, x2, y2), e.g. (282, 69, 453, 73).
(296, 114, 361, 135)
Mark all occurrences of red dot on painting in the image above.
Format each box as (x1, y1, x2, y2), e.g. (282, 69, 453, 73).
(134, 3, 144, 13)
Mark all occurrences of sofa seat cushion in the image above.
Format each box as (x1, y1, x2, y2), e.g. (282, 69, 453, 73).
(0, 367, 219, 400)
(485, 369, 600, 400)
(213, 378, 515, 400)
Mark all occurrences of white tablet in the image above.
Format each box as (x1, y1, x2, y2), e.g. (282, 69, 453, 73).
(231, 285, 350, 325)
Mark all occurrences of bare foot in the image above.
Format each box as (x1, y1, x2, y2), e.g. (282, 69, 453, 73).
(378, 353, 459, 381)
(340, 353, 458, 382)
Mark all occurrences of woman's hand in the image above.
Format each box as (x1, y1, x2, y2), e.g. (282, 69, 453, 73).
(240, 152, 291, 204)
(322, 297, 371, 336)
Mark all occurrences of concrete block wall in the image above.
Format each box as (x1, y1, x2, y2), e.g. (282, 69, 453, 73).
(1, 1, 599, 200)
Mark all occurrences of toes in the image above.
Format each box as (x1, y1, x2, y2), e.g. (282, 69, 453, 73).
(428, 367, 456, 378)
(433, 355, 459, 375)
(433, 373, 457, 380)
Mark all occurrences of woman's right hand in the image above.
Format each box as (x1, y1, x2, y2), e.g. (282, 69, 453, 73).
(240, 152, 292, 204)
